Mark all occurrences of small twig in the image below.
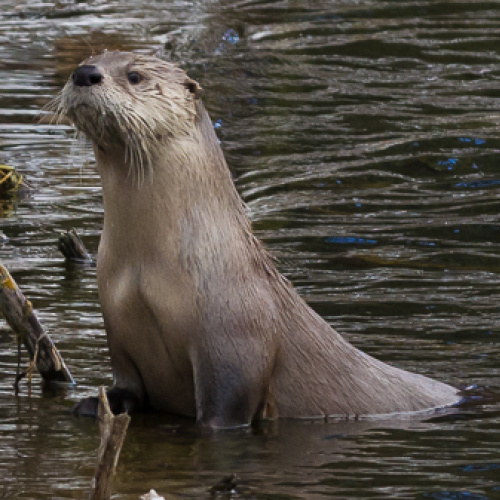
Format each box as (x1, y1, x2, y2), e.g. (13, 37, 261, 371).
(15, 331, 22, 393)
(13, 371, 26, 394)
(0, 164, 27, 192)
(0, 169, 13, 185)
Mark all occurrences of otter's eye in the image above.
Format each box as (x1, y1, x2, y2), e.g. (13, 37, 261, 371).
(127, 71, 142, 85)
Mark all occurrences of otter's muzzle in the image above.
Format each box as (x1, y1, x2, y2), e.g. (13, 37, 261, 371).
(72, 65, 103, 87)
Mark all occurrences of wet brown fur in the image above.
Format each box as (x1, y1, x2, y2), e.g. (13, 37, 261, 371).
(51, 51, 460, 428)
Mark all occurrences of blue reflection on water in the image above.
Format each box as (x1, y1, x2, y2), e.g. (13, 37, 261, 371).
(222, 28, 240, 44)
(423, 491, 490, 499)
(462, 463, 500, 472)
(215, 29, 240, 54)
(438, 158, 458, 170)
(325, 236, 377, 245)
(455, 179, 500, 189)
(459, 137, 486, 145)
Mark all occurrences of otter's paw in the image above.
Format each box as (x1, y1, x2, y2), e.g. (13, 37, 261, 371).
(106, 387, 140, 414)
(71, 388, 140, 418)
(72, 396, 99, 417)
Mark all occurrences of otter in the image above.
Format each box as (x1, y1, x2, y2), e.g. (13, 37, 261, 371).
(51, 51, 460, 428)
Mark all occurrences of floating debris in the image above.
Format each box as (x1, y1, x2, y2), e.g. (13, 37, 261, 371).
(0, 164, 27, 194)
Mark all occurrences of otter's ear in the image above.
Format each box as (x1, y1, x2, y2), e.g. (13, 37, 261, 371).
(184, 78, 203, 99)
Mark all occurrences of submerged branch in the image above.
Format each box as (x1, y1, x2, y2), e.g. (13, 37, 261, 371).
(58, 228, 94, 264)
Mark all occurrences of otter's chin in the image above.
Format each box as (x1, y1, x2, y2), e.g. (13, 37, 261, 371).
(66, 105, 115, 148)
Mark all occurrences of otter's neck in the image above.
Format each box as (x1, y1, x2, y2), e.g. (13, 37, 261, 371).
(95, 111, 258, 281)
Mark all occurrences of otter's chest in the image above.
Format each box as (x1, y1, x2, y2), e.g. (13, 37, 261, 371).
(97, 257, 197, 415)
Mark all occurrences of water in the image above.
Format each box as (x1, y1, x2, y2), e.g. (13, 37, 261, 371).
(1, 1, 499, 498)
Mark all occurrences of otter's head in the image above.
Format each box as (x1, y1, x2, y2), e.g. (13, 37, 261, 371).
(50, 51, 203, 180)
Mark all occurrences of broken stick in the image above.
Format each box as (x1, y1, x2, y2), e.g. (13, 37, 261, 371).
(0, 263, 74, 384)
(90, 386, 131, 500)
(58, 228, 94, 264)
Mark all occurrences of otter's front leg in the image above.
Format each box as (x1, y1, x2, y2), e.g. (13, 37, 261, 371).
(72, 386, 141, 417)
(192, 347, 268, 429)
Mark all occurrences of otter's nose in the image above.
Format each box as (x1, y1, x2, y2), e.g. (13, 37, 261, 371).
(72, 65, 103, 87)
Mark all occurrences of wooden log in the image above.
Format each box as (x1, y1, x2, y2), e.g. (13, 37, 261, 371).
(0, 263, 74, 384)
(58, 228, 94, 264)
(90, 387, 131, 500)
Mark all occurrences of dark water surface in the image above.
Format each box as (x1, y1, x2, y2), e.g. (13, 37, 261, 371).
(1, 1, 500, 498)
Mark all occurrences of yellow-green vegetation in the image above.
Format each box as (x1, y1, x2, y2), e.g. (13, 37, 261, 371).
(0, 164, 24, 193)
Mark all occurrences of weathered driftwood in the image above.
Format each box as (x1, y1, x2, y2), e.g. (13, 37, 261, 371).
(0, 263, 74, 384)
(58, 228, 94, 264)
(90, 387, 131, 500)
